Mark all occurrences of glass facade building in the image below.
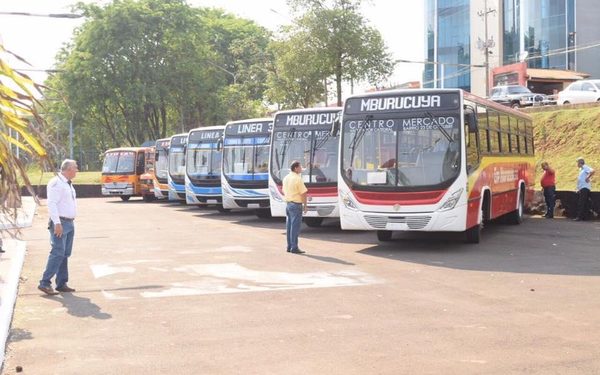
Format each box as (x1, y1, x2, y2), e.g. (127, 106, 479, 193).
(424, 0, 471, 91)
(503, 0, 576, 70)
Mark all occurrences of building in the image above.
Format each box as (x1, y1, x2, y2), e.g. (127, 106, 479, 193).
(424, 0, 600, 97)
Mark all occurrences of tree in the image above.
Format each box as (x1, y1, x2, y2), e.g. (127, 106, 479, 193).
(288, 0, 394, 105)
(0, 42, 48, 210)
(266, 31, 327, 109)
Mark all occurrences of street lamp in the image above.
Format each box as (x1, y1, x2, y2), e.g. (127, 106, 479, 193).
(205, 60, 237, 85)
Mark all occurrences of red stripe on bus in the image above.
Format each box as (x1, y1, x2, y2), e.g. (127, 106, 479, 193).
(352, 190, 446, 205)
(277, 184, 337, 197)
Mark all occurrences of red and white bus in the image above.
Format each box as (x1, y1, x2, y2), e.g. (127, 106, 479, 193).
(269, 107, 342, 227)
(336, 89, 535, 243)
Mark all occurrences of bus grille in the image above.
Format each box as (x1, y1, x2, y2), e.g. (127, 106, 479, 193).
(307, 205, 335, 216)
(364, 215, 432, 230)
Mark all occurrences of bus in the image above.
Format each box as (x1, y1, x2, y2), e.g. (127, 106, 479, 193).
(167, 133, 188, 201)
(101, 147, 155, 201)
(185, 126, 225, 208)
(269, 107, 342, 227)
(152, 138, 170, 199)
(336, 89, 535, 243)
(221, 118, 273, 217)
(139, 146, 156, 202)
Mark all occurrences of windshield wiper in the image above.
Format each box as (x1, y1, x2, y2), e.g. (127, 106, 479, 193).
(425, 111, 452, 143)
(348, 115, 372, 167)
(275, 127, 296, 172)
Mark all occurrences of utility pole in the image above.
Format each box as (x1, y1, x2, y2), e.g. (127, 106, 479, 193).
(477, 0, 496, 96)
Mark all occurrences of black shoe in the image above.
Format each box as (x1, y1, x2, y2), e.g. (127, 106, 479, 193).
(573, 217, 582, 221)
(56, 285, 76, 293)
(0, 247, 4, 253)
(290, 249, 305, 254)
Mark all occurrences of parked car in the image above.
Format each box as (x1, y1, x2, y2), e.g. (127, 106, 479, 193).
(489, 85, 550, 108)
(557, 79, 600, 105)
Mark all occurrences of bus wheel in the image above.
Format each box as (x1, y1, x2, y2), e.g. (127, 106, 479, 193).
(464, 224, 481, 244)
(507, 188, 524, 225)
(376, 230, 393, 242)
(255, 209, 272, 219)
(304, 217, 324, 227)
(120, 196, 131, 202)
(143, 194, 155, 203)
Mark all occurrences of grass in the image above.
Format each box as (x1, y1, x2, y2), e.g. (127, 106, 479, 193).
(25, 168, 102, 185)
(532, 106, 600, 191)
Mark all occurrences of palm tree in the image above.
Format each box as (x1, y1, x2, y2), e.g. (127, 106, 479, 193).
(0, 41, 48, 212)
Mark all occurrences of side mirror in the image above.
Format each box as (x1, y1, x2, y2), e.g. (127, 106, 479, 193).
(216, 137, 223, 152)
(464, 106, 478, 133)
(331, 115, 341, 135)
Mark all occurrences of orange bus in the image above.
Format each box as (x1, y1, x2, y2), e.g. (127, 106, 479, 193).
(101, 147, 155, 201)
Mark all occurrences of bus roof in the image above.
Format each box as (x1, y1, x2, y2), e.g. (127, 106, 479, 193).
(225, 117, 272, 126)
(274, 106, 342, 116)
(104, 146, 150, 153)
(188, 125, 225, 135)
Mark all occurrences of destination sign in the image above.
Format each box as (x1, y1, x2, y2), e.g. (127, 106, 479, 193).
(274, 129, 333, 140)
(345, 116, 458, 131)
(189, 129, 223, 142)
(156, 140, 170, 150)
(225, 121, 273, 136)
(274, 111, 340, 128)
(170, 135, 187, 146)
(345, 92, 459, 115)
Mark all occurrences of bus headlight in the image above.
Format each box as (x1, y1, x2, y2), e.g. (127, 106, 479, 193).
(269, 186, 283, 202)
(438, 188, 463, 212)
(342, 193, 358, 211)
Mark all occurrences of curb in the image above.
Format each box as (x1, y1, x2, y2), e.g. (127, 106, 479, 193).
(0, 197, 37, 230)
(0, 240, 26, 368)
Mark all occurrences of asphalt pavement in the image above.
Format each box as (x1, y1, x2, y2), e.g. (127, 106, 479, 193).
(2, 197, 600, 374)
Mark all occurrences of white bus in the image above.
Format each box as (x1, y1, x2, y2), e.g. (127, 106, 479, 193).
(269, 107, 342, 227)
(167, 133, 188, 201)
(336, 89, 535, 243)
(152, 138, 170, 199)
(185, 126, 225, 208)
(221, 118, 273, 218)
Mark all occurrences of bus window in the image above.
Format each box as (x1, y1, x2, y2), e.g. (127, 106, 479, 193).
(466, 131, 479, 174)
(487, 109, 501, 154)
(136, 152, 145, 175)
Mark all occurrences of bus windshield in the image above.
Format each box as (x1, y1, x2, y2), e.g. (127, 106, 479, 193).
(156, 148, 169, 180)
(271, 129, 338, 184)
(341, 113, 461, 188)
(186, 143, 222, 178)
(168, 150, 186, 179)
(102, 151, 136, 174)
(223, 136, 269, 180)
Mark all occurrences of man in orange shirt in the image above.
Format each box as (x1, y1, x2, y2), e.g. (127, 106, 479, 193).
(540, 161, 556, 219)
(282, 160, 308, 254)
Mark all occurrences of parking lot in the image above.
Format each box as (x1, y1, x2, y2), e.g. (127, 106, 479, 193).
(3, 198, 600, 374)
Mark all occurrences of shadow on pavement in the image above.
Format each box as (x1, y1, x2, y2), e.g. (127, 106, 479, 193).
(43, 293, 112, 320)
(358, 217, 600, 276)
(8, 328, 33, 343)
(301, 253, 355, 265)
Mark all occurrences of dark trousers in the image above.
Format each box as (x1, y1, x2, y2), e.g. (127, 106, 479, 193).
(543, 185, 556, 217)
(576, 188, 591, 220)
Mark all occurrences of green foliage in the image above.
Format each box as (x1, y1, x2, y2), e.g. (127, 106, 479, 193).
(286, 0, 394, 105)
(44, 0, 271, 159)
(532, 107, 600, 191)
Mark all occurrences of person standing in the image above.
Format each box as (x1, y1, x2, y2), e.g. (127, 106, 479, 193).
(574, 157, 595, 221)
(282, 160, 308, 254)
(540, 162, 556, 218)
(38, 159, 79, 295)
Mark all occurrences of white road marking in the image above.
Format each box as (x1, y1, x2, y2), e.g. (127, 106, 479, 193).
(90, 264, 135, 278)
(212, 245, 252, 253)
(101, 290, 131, 300)
(141, 263, 379, 298)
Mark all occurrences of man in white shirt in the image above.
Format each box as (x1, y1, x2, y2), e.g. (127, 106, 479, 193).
(38, 159, 79, 295)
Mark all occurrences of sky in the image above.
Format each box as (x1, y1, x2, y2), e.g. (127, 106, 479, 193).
(0, 0, 425, 94)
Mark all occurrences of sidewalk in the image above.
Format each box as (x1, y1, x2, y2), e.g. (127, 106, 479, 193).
(0, 197, 36, 368)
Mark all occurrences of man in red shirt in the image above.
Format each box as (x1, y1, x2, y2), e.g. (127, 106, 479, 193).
(540, 162, 556, 218)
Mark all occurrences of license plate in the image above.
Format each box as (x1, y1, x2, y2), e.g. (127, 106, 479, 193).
(386, 223, 409, 231)
(207, 199, 217, 204)
(247, 203, 260, 209)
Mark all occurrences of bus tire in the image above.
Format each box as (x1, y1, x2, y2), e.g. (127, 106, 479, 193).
(304, 217, 324, 227)
(507, 187, 524, 225)
(120, 196, 131, 201)
(464, 224, 481, 244)
(255, 209, 272, 219)
(377, 230, 393, 242)
(143, 194, 154, 202)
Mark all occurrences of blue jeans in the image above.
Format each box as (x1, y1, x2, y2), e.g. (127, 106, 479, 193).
(40, 220, 74, 288)
(543, 185, 556, 217)
(286, 202, 303, 251)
